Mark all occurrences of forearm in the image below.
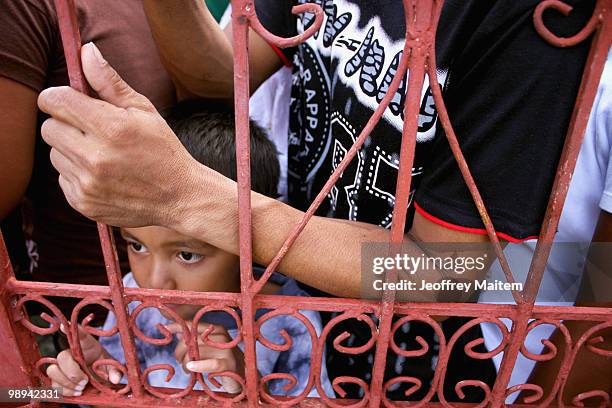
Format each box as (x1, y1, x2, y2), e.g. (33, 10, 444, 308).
(143, 0, 234, 99)
(142, 1, 281, 100)
(174, 165, 493, 298)
(173, 169, 373, 297)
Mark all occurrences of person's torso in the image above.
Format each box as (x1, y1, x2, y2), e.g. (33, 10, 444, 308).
(26, 0, 176, 287)
(287, 0, 446, 229)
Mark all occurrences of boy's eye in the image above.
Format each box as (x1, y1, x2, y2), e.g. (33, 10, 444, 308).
(129, 242, 146, 253)
(177, 251, 203, 263)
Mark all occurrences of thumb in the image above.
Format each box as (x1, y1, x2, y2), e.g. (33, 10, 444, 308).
(80, 42, 155, 112)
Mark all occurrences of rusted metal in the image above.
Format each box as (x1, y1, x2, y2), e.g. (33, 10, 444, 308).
(0, 232, 41, 388)
(52, 0, 146, 398)
(0, 0, 610, 407)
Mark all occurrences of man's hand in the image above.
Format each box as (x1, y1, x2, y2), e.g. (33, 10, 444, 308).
(46, 324, 122, 396)
(167, 322, 244, 394)
(38, 42, 202, 228)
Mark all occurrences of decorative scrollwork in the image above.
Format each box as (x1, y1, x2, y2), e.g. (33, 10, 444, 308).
(317, 312, 379, 408)
(130, 302, 196, 398)
(70, 298, 132, 397)
(255, 306, 320, 405)
(436, 317, 509, 408)
(533, 0, 605, 48)
(384, 314, 450, 408)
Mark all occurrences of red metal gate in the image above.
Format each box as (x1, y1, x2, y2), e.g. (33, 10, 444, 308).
(0, 0, 611, 406)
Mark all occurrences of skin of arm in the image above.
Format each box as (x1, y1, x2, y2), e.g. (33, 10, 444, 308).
(0, 77, 38, 220)
(142, 0, 282, 99)
(523, 211, 612, 404)
(38, 44, 500, 300)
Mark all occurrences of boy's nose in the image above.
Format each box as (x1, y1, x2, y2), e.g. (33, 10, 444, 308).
(148, 261, 175, 290)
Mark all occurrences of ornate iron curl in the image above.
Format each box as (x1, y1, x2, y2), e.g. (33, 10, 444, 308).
(316, 312, 379, 408)
(130, 303, 197, 398)
(382, 314, 452, 408)
(382, 377, 422, 408)
(571, 390, 610, 408)
(520, 319, 570, 362)
(505, 383, 545, 405)
(255, 306, 321, 405)
(501, 319, 572, 406)
(14, 295, 68, 336)
(331, 377, 370, 408)
(246, 2, 324, 49)
(13, 296, 70, 388)
(190, 305, 246, 404)
(91, 359, 130, 395)
(192, 306, 243, 349)
(533, 0, 605, 47)
(558, 320, 612, 408)
(436, 317, 507, 408)
(70, 298, 131, 397)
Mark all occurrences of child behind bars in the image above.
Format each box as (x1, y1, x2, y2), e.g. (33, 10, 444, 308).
(45, 100, 333, 397)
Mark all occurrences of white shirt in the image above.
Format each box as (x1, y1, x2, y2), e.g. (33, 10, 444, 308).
(479, 51, 612, 398)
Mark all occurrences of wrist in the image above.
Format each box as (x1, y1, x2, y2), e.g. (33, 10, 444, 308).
(171, 160, 239, 252)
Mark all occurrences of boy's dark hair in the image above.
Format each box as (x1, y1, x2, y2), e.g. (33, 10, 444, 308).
(162, 99, 280, 198)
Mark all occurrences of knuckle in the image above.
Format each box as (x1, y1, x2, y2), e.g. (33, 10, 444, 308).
(88, 150, 107, 175)
(79, 172, 99, 197)
(101, 109, 131, 141)
(69, 186, 90, 215)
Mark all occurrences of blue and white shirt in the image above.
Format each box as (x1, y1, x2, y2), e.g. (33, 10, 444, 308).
(100, 272, 334, 397)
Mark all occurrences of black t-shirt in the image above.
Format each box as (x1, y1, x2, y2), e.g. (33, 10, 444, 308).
(256, 0, 593, 241)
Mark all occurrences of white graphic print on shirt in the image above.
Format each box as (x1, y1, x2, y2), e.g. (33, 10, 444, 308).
(288, 0, 448, 229)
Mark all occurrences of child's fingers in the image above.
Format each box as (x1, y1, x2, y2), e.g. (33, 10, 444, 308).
(61, 323, 104, 364)
(50, 380, 82, 397)
(56, 349, 89, 386)
(185, 358, 242, 393)
(185, 358, 228, 373)
(46, 364, 86, 396)
(107, 366, 123, 385)
(174, 340, 188, 369)
(92, 361, 123, 385)
(165, 322, 183, 334)
(195, 323, 227, 335)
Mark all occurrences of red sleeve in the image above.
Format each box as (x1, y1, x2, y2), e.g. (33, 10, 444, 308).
(268, 43, 292, 68)
(0, 0, 57, 92)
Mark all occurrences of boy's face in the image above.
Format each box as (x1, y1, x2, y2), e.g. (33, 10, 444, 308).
(121, 226, 240, 320)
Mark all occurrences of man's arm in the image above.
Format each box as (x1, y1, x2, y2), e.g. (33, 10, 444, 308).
(142, 1, 283, 99)
(38, 44, 498, 299)
(524, 211, 612, 404)
(0, 77, 38, 220)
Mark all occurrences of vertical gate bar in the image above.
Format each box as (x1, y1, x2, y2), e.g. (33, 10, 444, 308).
(230, 0, 258, 405)
(0, 231, 40, 387)
(52, 0, 144, 396)
(491, 2, 611, 406)
(369, 2, 433, 406)
(524, 1, 611, 303)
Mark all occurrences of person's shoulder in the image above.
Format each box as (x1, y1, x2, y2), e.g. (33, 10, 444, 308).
(598, 55, 612, 103)
(0, 0, 59, 92)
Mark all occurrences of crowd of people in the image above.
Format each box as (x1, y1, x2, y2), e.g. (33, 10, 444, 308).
(0, 0, 609, 403)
